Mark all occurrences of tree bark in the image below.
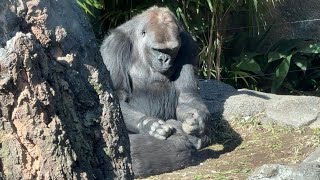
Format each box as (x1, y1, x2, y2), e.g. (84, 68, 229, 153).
(0, 0, 133, 179)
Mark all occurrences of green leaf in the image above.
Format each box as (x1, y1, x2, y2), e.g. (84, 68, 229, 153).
(293, 57, 308, 71)
(206, 0, 213, 12)
(299, 43, 320, 54)
(84, 0, 104, 9)
(203, 70, 207, 77)
(271, 39, 302, 52)
(271, 54, 292, 92)
(268, 52, 287, 62)
(233, 71, 257, 87)
(176, 8, 189, 30)
(77, 0, 95, 17)
(234, 54, 262, 74)
(253, 0, 258, 12)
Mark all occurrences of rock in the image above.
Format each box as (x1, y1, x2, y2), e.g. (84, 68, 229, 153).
(198, 79, 236, 117)
(223, 90, 267, 120)
(199, 80, 320, 128)
(303, 147, 320, 164)
(248, 163, 320, 180)
(0, 0, 133, 179)
(266, 96, 320, 127)
(199, 80, 320, 180)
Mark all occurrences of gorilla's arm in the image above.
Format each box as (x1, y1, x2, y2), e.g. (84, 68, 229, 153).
(175, 64, 210, 136)
(174, 32, 210, 136)
(100, 30, 132, 100)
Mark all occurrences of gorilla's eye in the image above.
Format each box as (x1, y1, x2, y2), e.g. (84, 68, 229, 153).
(153, 48, 174, 56)
(141, 30, 146, 37)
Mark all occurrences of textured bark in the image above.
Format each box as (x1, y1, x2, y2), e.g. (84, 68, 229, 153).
(0, 0, 133, 179)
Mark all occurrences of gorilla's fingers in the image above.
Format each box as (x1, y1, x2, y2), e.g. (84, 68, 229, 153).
(149, 129, 167, 140)
(155, 129, 168, 136)
(162, 123, 173, 132)
(182, 122, 198, 134)
(180, 108, 207, 135)
(156, 124, 173, 135)
(149, 121, 173, 140)
(151, 134, 166, 140)
(185, 118, 198, 126)
(158, 120, 166, 125)
(150, 121, 160, 132)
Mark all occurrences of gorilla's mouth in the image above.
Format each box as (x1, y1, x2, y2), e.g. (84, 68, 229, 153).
(156, 66, 175, 77)
(152, 63, 174, 75)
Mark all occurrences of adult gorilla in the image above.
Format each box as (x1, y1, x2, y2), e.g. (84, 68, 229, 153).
(100, 6, 211, 177)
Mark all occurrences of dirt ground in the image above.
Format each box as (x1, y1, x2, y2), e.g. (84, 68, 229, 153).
(142, 116, 319, 180)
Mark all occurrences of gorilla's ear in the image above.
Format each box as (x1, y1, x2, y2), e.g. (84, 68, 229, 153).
(100, 29, 132, 97)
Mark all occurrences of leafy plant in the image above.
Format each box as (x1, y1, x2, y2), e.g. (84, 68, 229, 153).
(224, 35, 320, 93)
(76, 0, 104, 17)
(77, 0, 320, 94)
(267, 39, 320, 93)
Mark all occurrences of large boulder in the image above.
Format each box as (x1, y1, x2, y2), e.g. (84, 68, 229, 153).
(248, 162, 320, 180)
(199, 80, 320, 128)
(248, 142, 320, 180)
(199, 80, 320, 180)
(0, 0, 133, 179)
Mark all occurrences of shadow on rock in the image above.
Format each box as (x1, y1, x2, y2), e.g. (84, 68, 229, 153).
(193, 117, 243, 163)
(238, 90, 271, 100)
(195, 80, 244, 164)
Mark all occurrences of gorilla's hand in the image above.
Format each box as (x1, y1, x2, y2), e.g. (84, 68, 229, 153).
(182, 109, 207, 136)
(138, 118, 174, 140)
(177, 104, 208, 136)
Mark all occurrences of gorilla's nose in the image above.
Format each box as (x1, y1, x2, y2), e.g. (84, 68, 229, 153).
(158, 54, 171, 65)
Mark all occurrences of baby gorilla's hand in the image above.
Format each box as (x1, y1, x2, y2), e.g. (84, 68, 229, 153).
(138, 118, 174, 140)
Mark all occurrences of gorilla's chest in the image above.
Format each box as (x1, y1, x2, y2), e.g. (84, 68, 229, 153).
(130, 80, 178, 120)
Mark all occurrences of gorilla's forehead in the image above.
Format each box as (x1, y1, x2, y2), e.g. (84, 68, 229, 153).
(146, 6, 176, 24)
(143, 6, 180, 49)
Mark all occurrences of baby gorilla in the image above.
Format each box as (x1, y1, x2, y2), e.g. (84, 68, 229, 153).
(100, 6, 211, 177)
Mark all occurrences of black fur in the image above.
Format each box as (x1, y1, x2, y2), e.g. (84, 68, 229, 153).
(130, 120, 200, 177)
(100, 6, 210, 177)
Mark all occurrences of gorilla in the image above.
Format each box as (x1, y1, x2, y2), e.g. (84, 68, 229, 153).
(100, 6, 211, 177)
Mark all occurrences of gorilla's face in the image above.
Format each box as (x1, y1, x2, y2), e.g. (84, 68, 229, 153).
(138, 7, 181, 75)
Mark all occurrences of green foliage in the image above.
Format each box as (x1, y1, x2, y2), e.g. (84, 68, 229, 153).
(77, 0, 279, 74)
(224, 34, 320, 93)
(77, 0, 320, 95)
(271, 54, 292, 92)
(267, 39, 320, 93)
(76, 0, 104, 17)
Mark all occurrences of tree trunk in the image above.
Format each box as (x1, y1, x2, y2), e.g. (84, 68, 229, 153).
(0, 0, 133, 179)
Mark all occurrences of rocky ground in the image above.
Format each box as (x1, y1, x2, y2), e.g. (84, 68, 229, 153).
(141, 80, 320, 180)
(142, 118, 319, 180)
